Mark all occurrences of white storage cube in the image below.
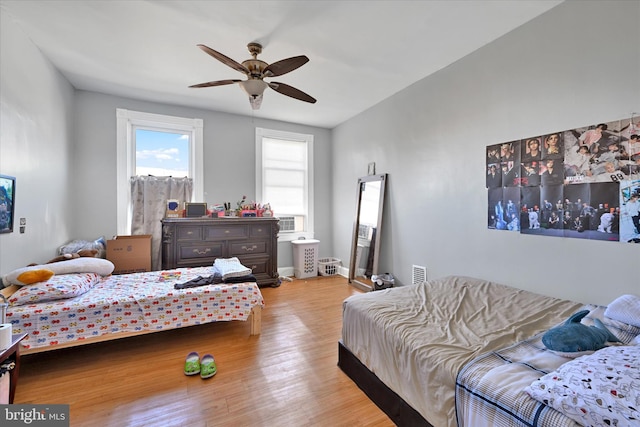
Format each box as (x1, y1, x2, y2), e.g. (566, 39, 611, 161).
(292, 239, 320, 279)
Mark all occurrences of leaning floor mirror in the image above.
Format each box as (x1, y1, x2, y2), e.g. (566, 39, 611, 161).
(349, 173, 387, 291)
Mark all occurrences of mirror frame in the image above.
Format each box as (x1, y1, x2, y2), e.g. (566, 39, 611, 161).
(348, 173, 387, 291)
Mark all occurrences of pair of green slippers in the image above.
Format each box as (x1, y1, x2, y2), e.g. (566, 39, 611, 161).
(184, 352, 217, 379)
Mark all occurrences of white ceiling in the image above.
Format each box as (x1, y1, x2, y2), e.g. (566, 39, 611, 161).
(1, 0, 562, 129)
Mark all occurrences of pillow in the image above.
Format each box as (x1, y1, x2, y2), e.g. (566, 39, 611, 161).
(8, 273, 101, 306)
(577, 305, 640, 345)
(525, 345, 640, 427)
(3, 257, 114, 286)
(212, 257, 251, 280)
(605, 294, 640, 328)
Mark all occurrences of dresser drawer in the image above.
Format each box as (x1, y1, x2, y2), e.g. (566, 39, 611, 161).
(249, 224, 272, 238)
(229, 240, 267, 256)
(177, 226, 203, 241)
(236, 255, 270, 275)
(204, 225, 248, 240)
(178, 243, 224, 260)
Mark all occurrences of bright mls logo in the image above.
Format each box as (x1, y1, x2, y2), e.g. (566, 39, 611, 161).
(1, 405, 69, 426)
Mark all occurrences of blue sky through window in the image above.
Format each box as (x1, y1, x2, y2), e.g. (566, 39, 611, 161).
(135, 129, 189, 177)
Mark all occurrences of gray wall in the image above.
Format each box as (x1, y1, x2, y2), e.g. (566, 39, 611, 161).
(1, 1, 638, 306)
(0, 11, 76, 271)
(72, 91, 333, 269)
(0, 9, 332, 273)
(332, 0, 639, 305)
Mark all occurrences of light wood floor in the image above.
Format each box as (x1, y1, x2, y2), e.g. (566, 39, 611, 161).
(16, 275, 394, 427)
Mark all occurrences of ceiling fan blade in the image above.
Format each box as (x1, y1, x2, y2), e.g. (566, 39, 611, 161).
(197, 44, 249, 75)
(268, 82, 317, 104)
(189, 79, 241, 88)
(263, 56, 309, 77)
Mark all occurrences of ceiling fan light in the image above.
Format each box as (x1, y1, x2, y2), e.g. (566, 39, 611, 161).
(239, 80, 268, 98)
(249, 94, 263, 110)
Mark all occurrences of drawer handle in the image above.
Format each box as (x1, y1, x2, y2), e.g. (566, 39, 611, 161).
(224, 230, 230, 234)
(193, 248, 211, 255)
(250, 265, 257, 270)
(241, 245, 258, 252)
(187, 231, 193, 235)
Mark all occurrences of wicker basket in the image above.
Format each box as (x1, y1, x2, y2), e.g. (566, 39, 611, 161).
(318, 257, 341, 276)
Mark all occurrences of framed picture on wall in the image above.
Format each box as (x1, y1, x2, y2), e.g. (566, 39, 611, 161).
(0, 174, 16, 234)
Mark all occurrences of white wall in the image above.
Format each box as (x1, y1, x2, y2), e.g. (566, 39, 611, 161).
(0, 11, 75, 272)
(332, 0, 639, 305)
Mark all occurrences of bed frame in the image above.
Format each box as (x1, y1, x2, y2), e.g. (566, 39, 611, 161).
(21, 305, 262, 355)
(337, 341, 432, 427)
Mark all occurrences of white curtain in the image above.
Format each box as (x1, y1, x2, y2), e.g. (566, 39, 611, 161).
(131, 176, 193, 271)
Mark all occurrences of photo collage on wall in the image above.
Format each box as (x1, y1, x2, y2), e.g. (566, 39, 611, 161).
(487, 116, 640, 243)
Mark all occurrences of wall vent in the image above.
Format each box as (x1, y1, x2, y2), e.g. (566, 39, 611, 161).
(412, 265, 427, 285)
(278, 216, 296, 232)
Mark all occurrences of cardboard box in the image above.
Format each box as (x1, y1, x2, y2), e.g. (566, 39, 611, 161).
(107, 235, 152, 274)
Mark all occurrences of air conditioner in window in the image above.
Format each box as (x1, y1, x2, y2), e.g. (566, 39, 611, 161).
(278, 216, 296, 232)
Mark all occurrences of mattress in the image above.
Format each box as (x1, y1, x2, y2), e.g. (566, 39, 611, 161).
(341, 275, 583, 427)
(7, 266, 264, 351)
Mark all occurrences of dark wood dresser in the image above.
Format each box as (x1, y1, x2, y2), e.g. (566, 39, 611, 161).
(161, 217, 279, 287)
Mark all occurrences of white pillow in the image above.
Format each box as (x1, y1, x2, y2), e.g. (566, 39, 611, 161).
(605, 294, 640, 328)
(3, 258, 114, 286)
(525, 345, 640, 426)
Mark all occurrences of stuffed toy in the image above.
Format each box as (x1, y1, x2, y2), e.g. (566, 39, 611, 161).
(26, 249, 99, 266)
(542, 310, 620, 355)
(13, 269, 55, 285)
(42, 249, 98, 265)
(4, 251, 112, 287)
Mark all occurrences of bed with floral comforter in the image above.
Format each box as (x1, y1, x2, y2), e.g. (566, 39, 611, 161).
(3, 266, 264, 353)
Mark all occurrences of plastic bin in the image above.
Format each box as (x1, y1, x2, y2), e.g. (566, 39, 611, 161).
(318, 257, 341, 276)
(292, 239, 320, 279)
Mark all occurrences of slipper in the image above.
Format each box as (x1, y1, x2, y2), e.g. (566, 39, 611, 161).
(184, 351, 200, 376)
(200, 354, 217, 379)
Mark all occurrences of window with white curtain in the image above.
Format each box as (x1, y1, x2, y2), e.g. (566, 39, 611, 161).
(116, 109, 203, 234)
(256, 128, 314, 242)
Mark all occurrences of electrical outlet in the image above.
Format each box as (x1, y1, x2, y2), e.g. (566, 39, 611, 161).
(20, 218, 26, 226)
(368, 162, 376, 175)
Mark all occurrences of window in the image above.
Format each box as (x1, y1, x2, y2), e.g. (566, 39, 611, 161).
(134, 128, 189, 176)
(256, 128, 313, 242)
(116, 109, 203, 234)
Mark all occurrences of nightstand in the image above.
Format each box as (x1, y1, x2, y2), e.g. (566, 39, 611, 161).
(0, 333, 28, 404)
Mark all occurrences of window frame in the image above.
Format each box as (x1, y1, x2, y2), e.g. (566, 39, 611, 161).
(255, 127, 314, 242)
(116, 109, 203, 234)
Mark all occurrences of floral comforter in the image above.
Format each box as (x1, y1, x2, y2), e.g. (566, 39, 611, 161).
(7, 267, 264, 350)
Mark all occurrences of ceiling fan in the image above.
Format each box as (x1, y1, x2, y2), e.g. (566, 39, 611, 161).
(189, 42, 316, 110)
